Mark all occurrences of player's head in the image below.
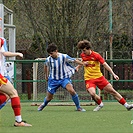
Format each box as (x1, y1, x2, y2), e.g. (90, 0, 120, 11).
(0, 38, 4, 48)
(47, 43, 58, 58)
(47, 43, 57, 53)
(77, 40, 92, 50)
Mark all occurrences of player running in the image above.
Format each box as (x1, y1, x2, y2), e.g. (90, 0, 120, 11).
(0, 38, 32, 127)
(76, 40, 133, 111)
(38, 43, 87, 112)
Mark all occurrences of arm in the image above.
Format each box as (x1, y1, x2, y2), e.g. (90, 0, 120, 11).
(103, 62, 119, 80)
(74, 59, 88, 66)
(74, 59, 88, 72)
(44, 65, 49, 81)
(75, 65, 82, 72)
(2, 51, 23, 58)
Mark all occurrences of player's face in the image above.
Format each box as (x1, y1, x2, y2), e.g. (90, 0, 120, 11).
(82, 48, 91, 55)
(49, 50, 58, 58)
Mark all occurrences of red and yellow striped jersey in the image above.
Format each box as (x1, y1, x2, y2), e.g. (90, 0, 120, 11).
(80, 51, 105, 80)
(0, 74, 7, 86)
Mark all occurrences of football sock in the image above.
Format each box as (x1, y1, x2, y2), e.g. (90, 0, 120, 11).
(99, 102, 104, 107)
(11, 97, 22, 122)
(119, 97, 126, 105)
(0, 93, 7, 105)
(15, 115, 22, 122)
(72, 94, 80, 109)
(43, 97, 50, 107)
(96, 99, 102, 105)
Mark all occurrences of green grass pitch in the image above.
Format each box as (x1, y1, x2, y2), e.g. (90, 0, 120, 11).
(0, 102, 133, 133)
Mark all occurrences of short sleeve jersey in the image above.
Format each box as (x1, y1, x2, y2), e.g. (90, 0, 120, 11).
(0, 37, 8, 76)
(45, 53, 76, 80)
(80, 51, 105, 80)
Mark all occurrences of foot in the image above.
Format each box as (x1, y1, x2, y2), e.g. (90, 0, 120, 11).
(127, 104, 133, 111)
(93, 105, 103, 112)
(14, 120, 32, 127)
(0, 102, 6, 110)
(76, 107, 86, 112)
(38, 103, 45, 111)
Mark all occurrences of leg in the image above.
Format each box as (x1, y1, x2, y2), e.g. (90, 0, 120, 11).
(87, 87, 104, 111)
(104, 83, 133, 111)
(0, 80, 32, 126)
(66, 83, 86, 112)
(38, 91, 53, 111)
(0, 92, 9, 109)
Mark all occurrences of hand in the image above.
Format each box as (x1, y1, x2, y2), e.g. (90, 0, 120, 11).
(83, 61, 89, 66)
(75, 66, 79, 72)
(113, 74, 119, 80)
(17, 53, 23, 58)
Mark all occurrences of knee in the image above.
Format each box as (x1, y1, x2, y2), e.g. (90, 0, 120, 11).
(67, 88, 76, 95)
(9, 89, 18, 98)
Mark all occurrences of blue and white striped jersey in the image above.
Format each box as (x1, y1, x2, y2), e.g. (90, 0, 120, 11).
(45, 53, 76, 80)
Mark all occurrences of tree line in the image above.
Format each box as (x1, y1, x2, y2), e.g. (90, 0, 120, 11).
(3, 0, 133, 59)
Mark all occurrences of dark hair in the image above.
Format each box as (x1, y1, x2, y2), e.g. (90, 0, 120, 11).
(77, 40, 92, 50)
(47, 43, 57, 53)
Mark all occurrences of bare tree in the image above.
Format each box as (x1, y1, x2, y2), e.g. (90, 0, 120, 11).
(3, 0, 133, 58)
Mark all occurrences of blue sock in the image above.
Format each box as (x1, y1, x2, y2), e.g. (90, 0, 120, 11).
(0, 102, 6, 110)
(43, 97, 50, 107)
(72, 94, 80, 109)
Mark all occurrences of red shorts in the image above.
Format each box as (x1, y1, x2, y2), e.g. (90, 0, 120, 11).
(85, 76, 109, 90)
(0, 74, 8, 86)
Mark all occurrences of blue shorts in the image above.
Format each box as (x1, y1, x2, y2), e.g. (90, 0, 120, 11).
(47, 78, 72, 94)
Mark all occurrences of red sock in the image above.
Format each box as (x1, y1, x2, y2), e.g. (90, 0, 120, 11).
(119, 97, 126, 105)
(97, 99, 102, 105)
(0, 93, 7, 105)
(11, 97, 21, 116)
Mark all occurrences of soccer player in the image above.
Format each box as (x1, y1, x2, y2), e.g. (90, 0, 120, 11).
(0, 37, 22, 109)
(0, 38, 32, 126)
(76, 40, 133, 111)
(38, 43, 86, 112)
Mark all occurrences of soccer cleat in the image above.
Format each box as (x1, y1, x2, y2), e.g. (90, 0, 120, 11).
(0, 102, 7, 110)
(93, 105, 103, 112)
(127, 104, 133, 111)
(37, 103, 45, 111)
(14, 120, 32, 127)
(76, 107, 86, 112)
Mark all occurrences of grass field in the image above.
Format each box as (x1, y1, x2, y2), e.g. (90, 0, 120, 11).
(0, 102, 133, 133)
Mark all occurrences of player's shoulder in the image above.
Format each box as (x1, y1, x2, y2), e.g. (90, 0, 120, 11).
(92, 51, 101, 57)
(59, 53, 69, 58)
(92, 51, 99, 55)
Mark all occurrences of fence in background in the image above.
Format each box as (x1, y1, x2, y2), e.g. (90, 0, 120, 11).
(7, 59, 133, 102)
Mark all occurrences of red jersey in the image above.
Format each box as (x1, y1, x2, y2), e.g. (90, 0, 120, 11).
(80, 51, 105, 80)
(0, 73, 7, 86)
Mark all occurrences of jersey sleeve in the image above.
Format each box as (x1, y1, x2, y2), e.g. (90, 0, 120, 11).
(97, 53, 105, 64)
(3, 39, 8, 51)
(65, 54, 76, 62)
(44, 58, 49, 66)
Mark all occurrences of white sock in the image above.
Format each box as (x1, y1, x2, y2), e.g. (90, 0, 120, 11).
(123, 102, 129, 108)
(15, 115, 22, 122)
(99, 102, 104, 107)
